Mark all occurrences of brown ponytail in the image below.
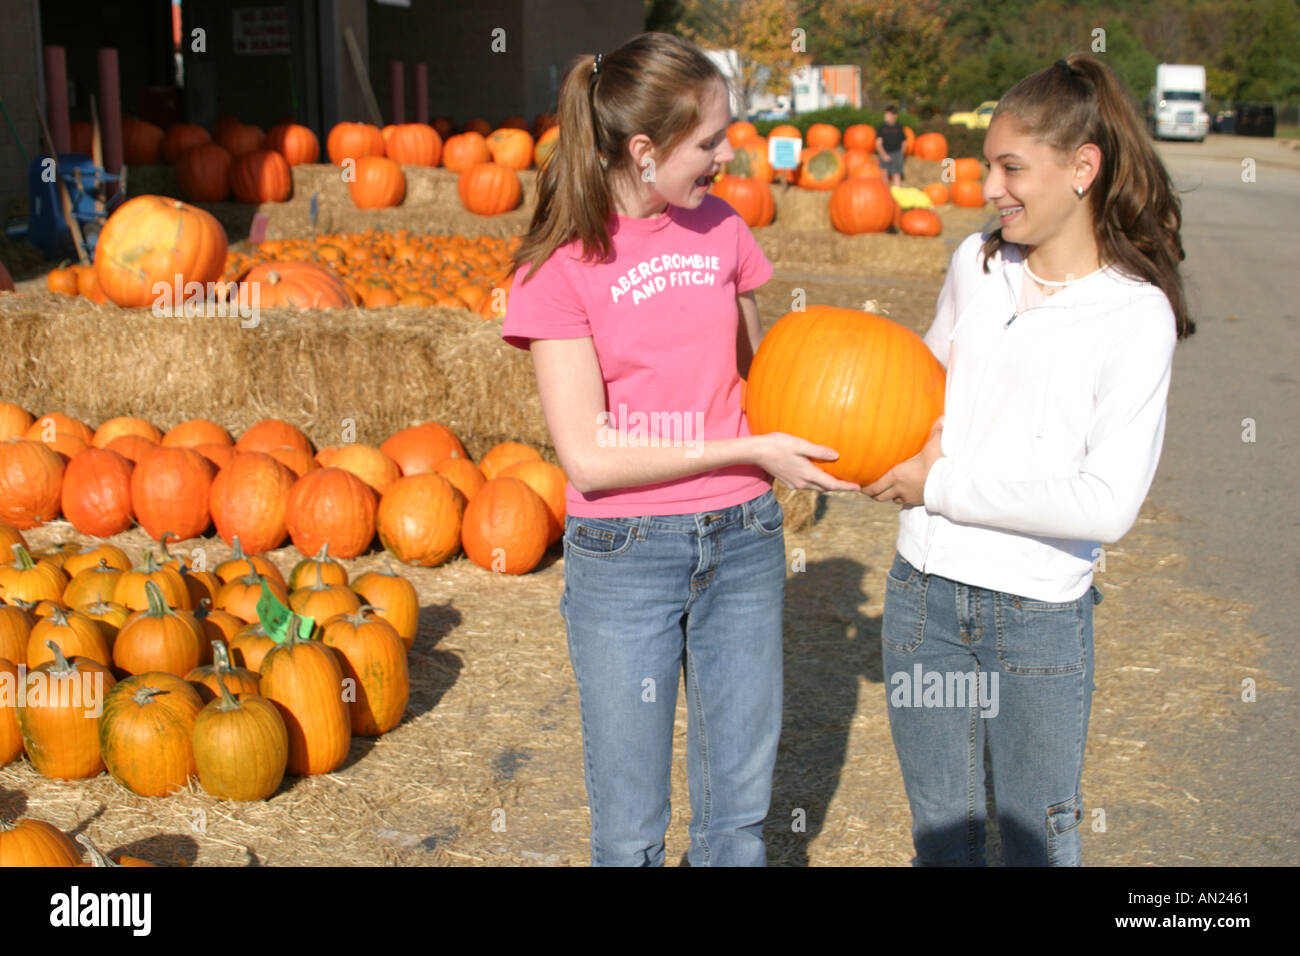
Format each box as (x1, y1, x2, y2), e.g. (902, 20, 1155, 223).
(510, 32, 725, 284)
(980, 54, 1195, 339)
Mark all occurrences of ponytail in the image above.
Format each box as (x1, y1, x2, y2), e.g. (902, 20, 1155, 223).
(510, 32, 725, 283)
(980, 53, 1195, 339)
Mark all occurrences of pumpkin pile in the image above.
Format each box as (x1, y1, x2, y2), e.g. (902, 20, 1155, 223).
(714, 119, 986, 236)
(0, 525, 427, 799)
(0, 405, 565, 576)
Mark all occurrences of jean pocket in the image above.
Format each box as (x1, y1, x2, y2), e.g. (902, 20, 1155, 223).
(883, 558, 927, 654)
(564, 517, 638, 559)
(994, 592, 1085, 675)
(749, 491, 784, 537)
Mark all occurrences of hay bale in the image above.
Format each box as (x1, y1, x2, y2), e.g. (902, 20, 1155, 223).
(775, 481, 818, 533)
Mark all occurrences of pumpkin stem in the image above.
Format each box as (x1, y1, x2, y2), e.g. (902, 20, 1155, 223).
(0, 818, 15, 833)
(213, 667, 242, 712)
(47, 604, 71, 627)
(45, 639, 74, 674)
(212, 639, 233, 671)
(143, 580, 173, 618)
(158, 532, 178, 563)
(381, 554, 399, 577)
(132, 685, 170, 707)
(75, 833, 121, 868)
(9, 598, 37, 614)
(10, 544, 36, 571)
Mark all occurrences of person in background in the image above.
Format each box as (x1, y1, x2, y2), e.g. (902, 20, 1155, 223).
(875, 105, 907, 187)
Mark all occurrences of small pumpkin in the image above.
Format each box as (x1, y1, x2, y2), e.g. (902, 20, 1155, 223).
(229, 148, 293, 203)
(288, 544, 349, 590)
(27, 606, 110, 669)
(350, 557, 419, 651)
(457, 162, 521, 215)
(99, 671, 204, 796)
(0, 817, 82, 866)
(258, 615, 351, 776)
(17, 641, 117, 780)
(266, 122, 320, 166)
(348, 156, 405, 209)
(112, 580, 207, 677)
(320, 607, 409, 736)
(185, 639, 260, 703)
(191, 672, 288, 801)
(478, 441, 542, 481)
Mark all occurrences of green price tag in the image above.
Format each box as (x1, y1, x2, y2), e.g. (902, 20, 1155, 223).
(256, 578, 314, 644)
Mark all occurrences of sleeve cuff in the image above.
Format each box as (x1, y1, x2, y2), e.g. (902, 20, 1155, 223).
(922, 455, 952, 514)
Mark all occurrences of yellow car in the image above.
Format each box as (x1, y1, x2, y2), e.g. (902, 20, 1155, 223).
(947, 100, 999, 129)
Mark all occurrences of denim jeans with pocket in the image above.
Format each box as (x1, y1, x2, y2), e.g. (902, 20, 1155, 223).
(559, 488, 786, 866)
(881, 551, 1100, 866)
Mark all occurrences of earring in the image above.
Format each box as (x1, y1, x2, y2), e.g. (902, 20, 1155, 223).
(1074, 185, 1085, 198)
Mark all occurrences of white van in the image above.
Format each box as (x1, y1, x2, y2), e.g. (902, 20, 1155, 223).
(1148, 64, 1210, 141)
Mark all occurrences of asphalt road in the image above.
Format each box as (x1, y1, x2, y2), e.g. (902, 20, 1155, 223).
(1142, 134, 1299, 864)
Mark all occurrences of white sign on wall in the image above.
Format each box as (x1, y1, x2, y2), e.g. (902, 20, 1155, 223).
(233, 6, 290, 56)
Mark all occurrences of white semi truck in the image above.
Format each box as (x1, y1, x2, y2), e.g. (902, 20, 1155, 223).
(1148, 64, 1210, 141)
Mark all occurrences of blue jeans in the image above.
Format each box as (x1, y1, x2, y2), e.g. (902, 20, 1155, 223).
(881, 551, 1100, 866)
(559, 488, 786, 866)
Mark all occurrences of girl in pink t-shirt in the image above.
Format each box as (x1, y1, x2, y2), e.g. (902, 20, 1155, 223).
(503, 32, 858, 866)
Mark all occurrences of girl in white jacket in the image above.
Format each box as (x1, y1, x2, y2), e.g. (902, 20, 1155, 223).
(863, 54, 1194, 865)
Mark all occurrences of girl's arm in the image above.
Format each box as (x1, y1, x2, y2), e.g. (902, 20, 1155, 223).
(736, 290, 761, 379)
(919, 314, 1177, 542)
(530, 336, 861, 494)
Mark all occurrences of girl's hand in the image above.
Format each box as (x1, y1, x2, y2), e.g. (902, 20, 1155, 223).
(863, 417, 945, 507)
(755, 432, 862, 492)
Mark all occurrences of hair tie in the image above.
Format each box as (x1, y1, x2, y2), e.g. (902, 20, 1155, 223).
(593, 53, 603, 75)
(1057, 58, 1079, 76)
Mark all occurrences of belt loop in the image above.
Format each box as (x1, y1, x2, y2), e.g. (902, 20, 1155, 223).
(742, 494, 754, 529)
(637, 515, 650, 540)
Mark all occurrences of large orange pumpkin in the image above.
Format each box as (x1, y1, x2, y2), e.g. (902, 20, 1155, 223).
(726, 120, 759, 146)
(458, 163, 521, 215)
(797, 148, 846, 191)
(326, 122, 385, 165)
(130, 445, 214, 541)
(266, 122, 320, 166)
(229, 149, 292, 203)
(285, 467, 377, 559)
(60, 447, 134, 537)
(241, 261, 353, 309)
(745, 306, 946, 486)
(348, 156, 405, 208)
(175, 143, 233, 204)
(0, 439, 65, 529)
(724, 139, 774, 183)
(843, 124, 876, 152)
(710, 175, 775, 228)
(913, 132, 948, 162)
(384, 123, 442, 166)
(94, 195, 228, 308)
(950, 178, 986, 207)
(381, 422, 467, 475)
(806, 123, 841, 149)
(952, 157, 983, 182)
(210, 451, 295, 554)
(442, 132, 491, 172)
(829, 178, 895, 234)
(486, 128, 534, 170)
(376, 473, 465, 567)
(460, 477, 550, 574)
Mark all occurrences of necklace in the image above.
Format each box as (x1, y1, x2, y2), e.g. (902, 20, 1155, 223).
(1023, 258, 1106, 288)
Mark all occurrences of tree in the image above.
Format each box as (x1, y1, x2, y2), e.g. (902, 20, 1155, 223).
(819, 0, 956, 113)
(676, 0, 810, 116)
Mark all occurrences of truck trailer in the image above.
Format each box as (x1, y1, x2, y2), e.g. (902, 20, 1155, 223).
(1148, 64, 1210, 141)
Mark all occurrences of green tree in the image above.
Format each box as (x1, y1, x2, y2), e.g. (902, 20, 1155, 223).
(676, 0, 810, 115)
(1095, 17, 1158, 105)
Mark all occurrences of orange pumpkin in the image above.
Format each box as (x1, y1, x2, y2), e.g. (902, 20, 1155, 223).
(241, 261, 353, 309)
(161, 122, 211, 163)
(285, 467, 377, 560)
(258, 621, 352, 775)
(913, 132, 948, 162)
(266, 122, 320, 166)
(950, 178, 986, 207)
(745, 306, 946, 486)
(376, 473, 465, 567)
(381, 422, 467, 476)
(442, 132, 492, 172)
(843, 124, 876, 152)
(348, 155, 405, 208)
(922, 182, 950, 206)
(217, 122, 265, 157)
(499, 459, 567, 545)
(486, 128, 534, 170)
(458, 162, 521, 215)
(829, 178, 896, 234)
(0, 439, 65, 529)
(230, 149, 292, 203)
(384, 123, 442, 166)
(724, 138, 774, 183)
(60, 447, 134, 537)
(92, 416, 161, 448)
(122, 119, 165, 164)
(210, 451, 295, 554)
(163, 419, 232, 448)
(98, 671, 204, 795)
(479, 442, 542, 480)
(130, 445, 213, 542)
(710, 175, 774, 228)
(460, 477, 550, 574)
(94, 195, 228, 308)
(326, 122, 385, 165)
(806, 123, 841, 149)
(320, 608, 409, 736)
(533, 127, 559, 169)
(726, 121, 759, 146)
(797, 148, 846, 191)
(900, 209, 942, 237)
(952, 157, 982, 182)
(0, 404, 32, 441)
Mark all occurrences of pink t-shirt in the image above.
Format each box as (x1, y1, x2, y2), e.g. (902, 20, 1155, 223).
(502, 194, 773, 517)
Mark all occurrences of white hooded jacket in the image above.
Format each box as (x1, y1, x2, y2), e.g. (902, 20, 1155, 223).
(900, 230, 1179, 603)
